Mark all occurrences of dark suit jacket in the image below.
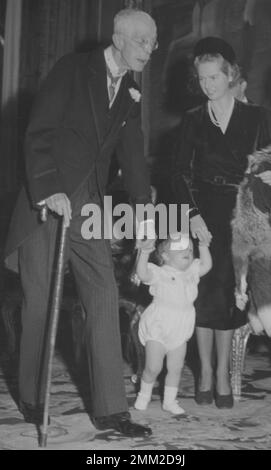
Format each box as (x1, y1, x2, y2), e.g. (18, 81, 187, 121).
(5, 48, 151, 271)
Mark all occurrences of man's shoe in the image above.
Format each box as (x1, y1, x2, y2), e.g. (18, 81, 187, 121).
(92, 411, 152, 437)
(19, 402, 50, 425)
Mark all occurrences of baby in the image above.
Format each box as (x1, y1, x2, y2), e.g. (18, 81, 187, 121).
(134, 233, 212, 414)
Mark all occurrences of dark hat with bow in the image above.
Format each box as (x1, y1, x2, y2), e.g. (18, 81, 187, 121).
(194, 36, 236, 65)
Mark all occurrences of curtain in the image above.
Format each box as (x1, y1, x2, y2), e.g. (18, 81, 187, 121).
(1, 0, 99, 193)
(11, 0, 102, 191)
(0, 0, 22, 193)
(124, 0, 152, 156)
(37, 0, 98, 82)
(20, 0, 101, 95)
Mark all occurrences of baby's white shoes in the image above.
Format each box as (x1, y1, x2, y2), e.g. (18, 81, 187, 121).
(134, 393, 151, 410)
(162, 386, 185, 415)
(135, 394, 185, 414)
(134, 383, 185, 415)
(134, 380, 154, 410)
(163, 399, 185, 415)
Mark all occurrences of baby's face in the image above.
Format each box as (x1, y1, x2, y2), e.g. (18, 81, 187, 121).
(164, 240, 194, 271)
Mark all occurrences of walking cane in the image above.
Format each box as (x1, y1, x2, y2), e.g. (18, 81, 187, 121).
(39, 206, 68, 447)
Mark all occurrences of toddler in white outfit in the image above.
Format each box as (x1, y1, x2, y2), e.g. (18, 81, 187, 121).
(134, 234, 212, 415)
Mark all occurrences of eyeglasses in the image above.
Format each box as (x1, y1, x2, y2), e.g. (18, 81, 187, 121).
(120, 33, 158, 53)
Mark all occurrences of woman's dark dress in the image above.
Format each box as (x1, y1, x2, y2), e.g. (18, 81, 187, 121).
(172, 100, 270, 330)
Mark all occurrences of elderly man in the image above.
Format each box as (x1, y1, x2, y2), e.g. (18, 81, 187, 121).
(5, 8, 158, 437)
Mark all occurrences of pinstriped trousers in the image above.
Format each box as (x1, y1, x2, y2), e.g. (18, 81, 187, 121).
(18, 181, 128, 417)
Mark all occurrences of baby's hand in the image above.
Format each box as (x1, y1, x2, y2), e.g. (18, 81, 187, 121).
(169, 232, 190, 250)
(139, 238, 156, 253)
(199, 237, 212, 248)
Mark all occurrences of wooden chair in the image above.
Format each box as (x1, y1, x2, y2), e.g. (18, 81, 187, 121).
(231, 323, 252, 400)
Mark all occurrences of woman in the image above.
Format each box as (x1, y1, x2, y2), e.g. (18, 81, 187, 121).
(172, 37, 270, 408)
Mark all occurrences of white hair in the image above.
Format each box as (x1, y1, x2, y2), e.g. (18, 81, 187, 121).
(114, 8, 155, 35)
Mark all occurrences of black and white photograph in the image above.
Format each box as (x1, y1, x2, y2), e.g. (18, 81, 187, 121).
(0, 0, 271, 456)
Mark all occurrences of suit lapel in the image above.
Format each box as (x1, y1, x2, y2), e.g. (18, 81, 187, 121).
(87, 50, 139, 150)
(102, 74, 135, 149)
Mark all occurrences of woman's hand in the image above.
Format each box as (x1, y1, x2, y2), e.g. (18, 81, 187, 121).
(256, 170, 271, 185)
(190, 214, 212, 245)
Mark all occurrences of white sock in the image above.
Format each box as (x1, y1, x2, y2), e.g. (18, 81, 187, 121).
(134, 380, 154, 410)
(163, 385, 185, 415)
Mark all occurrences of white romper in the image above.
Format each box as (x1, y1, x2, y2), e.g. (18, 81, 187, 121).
(138, 259, 201, 351)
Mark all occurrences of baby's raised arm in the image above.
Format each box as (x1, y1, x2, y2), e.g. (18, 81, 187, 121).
(136, 239, 156, 283)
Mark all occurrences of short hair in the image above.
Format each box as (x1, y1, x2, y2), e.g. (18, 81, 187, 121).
(113, 8, 155, 35)
(231, 67, 247, 87)
(194, 53, 240, 89)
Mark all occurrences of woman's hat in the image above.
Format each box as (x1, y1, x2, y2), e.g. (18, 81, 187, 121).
(193, 36, 236, 64)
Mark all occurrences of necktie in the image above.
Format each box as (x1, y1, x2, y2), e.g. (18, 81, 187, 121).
(106, 66, 120, 103)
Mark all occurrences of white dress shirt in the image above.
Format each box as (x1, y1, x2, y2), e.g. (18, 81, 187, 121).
(104, 46, 126, 107)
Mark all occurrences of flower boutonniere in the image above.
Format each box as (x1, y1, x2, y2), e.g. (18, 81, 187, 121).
(129, 87, 141, 102)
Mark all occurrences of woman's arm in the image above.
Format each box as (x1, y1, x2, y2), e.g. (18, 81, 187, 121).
(172, 111, 212, 245)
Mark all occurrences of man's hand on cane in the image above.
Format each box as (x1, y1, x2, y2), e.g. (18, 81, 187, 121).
(43, 193, 72, 227)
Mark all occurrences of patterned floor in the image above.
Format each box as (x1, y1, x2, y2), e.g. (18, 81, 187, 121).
(0, 336, 271, 450)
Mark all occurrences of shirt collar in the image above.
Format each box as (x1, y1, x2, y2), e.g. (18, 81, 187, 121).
(163, 264, 182, 274)
(104, 46, 127, 79)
